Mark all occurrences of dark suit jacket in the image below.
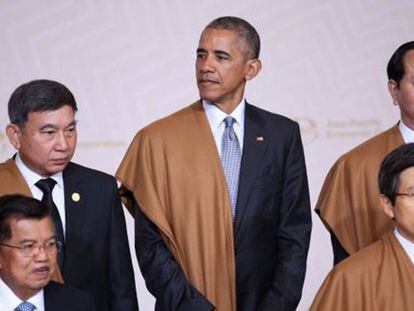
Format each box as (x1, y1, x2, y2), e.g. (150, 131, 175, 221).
(44, 281, 95, 310)
(134, 103, 311, 311)
(61, 162, 138, 311)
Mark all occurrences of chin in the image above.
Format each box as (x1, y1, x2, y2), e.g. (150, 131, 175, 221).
(199, 93, 219, 103)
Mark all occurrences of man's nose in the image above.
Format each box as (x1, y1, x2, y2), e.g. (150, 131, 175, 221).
(33, 244, 49, 261)
(200, 56, 215, 72)
(55, 132, 69, 151)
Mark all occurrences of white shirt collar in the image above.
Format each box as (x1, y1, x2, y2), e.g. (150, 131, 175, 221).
(15, 153, 64, 192)
(398, 119, 414, 143)
(393, 228, 414, 264)
(202, 99, 245, 128)
(0, 277, 44, 311)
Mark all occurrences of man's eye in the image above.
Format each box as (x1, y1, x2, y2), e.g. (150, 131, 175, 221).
(41, 130, 55, 136)
(21, 243, 36, 251)
(217, 55, 229, 61)
(45, 241, 56, 248)
(65, 127, 76, 136)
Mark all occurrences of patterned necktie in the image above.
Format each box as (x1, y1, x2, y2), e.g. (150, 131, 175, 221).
(221, 116, 242, 218)
(35, 178, 65, 269)
(15, 301, 36, 311)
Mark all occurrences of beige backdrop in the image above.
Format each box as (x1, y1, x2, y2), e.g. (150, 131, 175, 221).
(1, 1, 413, 309)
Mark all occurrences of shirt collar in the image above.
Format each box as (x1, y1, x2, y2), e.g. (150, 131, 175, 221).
(398, 119, 414, 143)
(15, 153, 64, 191)
(202, 98, 245, 129)
(0, 277, 44, 311)
(393, 227, 414, 264)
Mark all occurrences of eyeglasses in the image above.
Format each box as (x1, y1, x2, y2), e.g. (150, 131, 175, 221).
(0, 240, 62, 257)
(396, 191, 414, 199)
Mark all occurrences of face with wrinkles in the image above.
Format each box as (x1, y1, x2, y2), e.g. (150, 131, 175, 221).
(389, 50, 414, 129)
(0, 217, 56, 300)
(6, 105, 77, 176)
(196, 28, 261, 113)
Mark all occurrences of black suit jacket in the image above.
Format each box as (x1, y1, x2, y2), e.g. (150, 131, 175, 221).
(135, 103, 311, 311)
(62, 162, 138, 311)
(44, 281, 95, 310)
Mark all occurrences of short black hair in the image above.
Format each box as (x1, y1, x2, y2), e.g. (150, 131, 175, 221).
(0, 194, 52, 243)
(378, 143, 414, 205)
(387, 41, 414, 87)
(205, 16, 260, 59)
(8, 79, 78, 127)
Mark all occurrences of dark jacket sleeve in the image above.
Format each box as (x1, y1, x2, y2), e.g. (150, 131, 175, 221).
(108, 180, 139, 310)
(330, 231, 350, 266)
(258, 123, 312, 311)
(134, 200, 215, 311)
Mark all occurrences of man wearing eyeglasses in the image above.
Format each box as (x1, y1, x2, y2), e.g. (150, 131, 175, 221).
(0, 79, 138, 310)
(0, 194, 94, 310)
(311, 143, 414, 310)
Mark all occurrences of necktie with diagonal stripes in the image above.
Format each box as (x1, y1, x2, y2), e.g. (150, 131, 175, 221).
(221, 116, 242, 218)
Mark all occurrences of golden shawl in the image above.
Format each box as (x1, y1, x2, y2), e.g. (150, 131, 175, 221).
(0, 158, 64, 283)
(311, 230, 414, 310)
(116, 102, 236, 310)
(315, 126, 403, 254)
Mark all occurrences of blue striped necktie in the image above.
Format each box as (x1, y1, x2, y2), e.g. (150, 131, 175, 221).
(15, 301, 36, 311)
(221, 116, 242, 218)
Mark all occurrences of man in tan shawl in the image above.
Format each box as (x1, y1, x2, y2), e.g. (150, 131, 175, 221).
(316, 41, 414, 264)
(311, 143, 414, 311)
(117, 16, 311, 311)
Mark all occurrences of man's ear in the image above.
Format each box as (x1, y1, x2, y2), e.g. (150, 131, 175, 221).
(388, 79, 399, 107)
(245, 58, 262, 81)
(380, 194, 395, 219)
(6, 123, 22, 150)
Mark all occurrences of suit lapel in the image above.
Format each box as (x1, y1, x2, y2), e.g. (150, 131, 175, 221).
(63, 163, 86, 275)
(235, 103, 267, 236)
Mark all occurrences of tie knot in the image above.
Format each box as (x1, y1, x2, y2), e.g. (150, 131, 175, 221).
(35, 178, 57, 194)
(15, 301, 36, 311)
(224, 116, 236, 128)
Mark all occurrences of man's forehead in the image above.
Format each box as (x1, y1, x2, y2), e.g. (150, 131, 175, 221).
(198, 28, 249, 55)
(399, 166, 414, 186)
(404, 50, 414, 73)
(9, 217, 54, 240)
(25, 106, 76, 126)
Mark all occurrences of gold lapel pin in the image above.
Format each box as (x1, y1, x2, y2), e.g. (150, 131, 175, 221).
(256, 136, 264, 142)
(72, 192, 80, 202)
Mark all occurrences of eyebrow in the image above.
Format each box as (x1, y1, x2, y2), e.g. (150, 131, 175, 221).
(196, 48, 231, 58)
(214, 50, 231, 57)
(39, 120, 77, 131)
(18, 235, 57, 244)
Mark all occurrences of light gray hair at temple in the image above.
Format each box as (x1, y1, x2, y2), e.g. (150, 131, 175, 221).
(205, 16, 261, 59)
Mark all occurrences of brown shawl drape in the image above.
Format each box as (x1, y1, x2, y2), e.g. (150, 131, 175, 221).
(116, 102, 236, 310)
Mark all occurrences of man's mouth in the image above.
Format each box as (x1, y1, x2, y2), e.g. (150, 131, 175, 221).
(198, 78, 219, 85)
(31, 266, 50, 278)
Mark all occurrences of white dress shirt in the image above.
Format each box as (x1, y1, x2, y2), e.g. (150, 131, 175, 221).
(202, 99, 245, 156)
(398, 120, 414, 143)
(15, 153, 66, 236)
(393, 228, 414, 264)
(0, 277, 44, 311)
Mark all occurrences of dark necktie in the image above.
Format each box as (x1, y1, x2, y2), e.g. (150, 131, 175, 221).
(35, 178, 65, 269)
(221, 116, 242, 218)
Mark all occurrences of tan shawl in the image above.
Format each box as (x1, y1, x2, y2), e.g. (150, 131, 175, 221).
(311, 230, 414, 310)
(116, 102, 236, 310)
(315, 126, 403, 254)
(0, 158, 64, 282)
